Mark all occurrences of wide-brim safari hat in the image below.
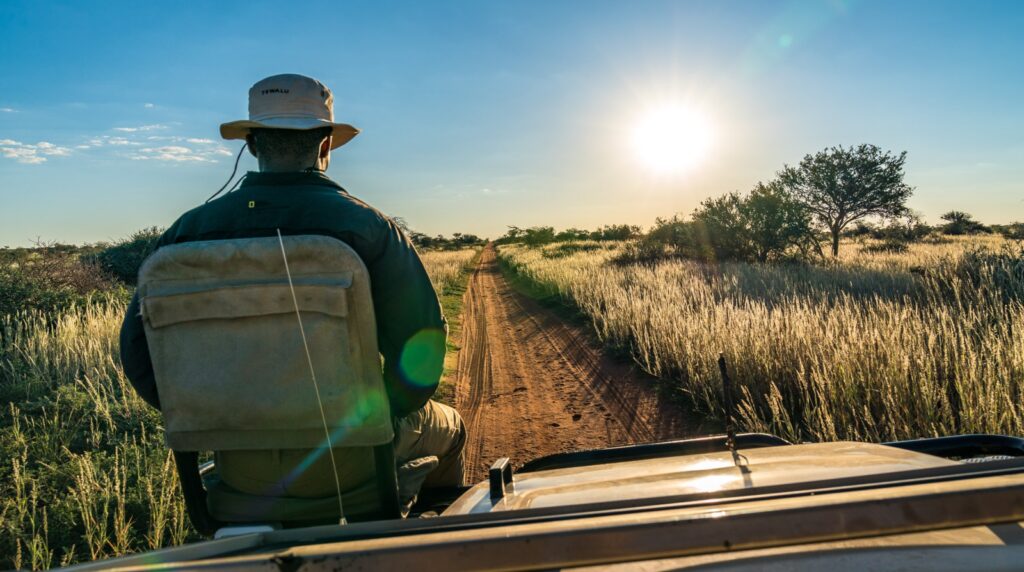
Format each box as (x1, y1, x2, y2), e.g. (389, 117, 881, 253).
(219, 74, 359, 150)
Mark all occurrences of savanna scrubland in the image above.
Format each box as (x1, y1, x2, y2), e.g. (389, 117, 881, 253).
(492, 145, 1023, 444)
(2, 182, 1022, 567)
(499, 235, 1024, 444)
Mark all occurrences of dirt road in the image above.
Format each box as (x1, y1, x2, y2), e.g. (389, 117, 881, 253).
(453, 245, 704, 482)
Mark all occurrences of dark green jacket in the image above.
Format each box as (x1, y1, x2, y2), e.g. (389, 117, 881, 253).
(119, 171, 446, 418)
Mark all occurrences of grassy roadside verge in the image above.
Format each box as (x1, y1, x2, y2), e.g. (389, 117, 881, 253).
(434, 249, 483, 405)
(493, 245, 704, 420)
(1, 306, 193, 570)
(495, 251, 595, 332)
(496, 239, 1024, 443)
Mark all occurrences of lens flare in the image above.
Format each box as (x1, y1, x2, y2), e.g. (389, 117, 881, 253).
(399, 328, 446, 388)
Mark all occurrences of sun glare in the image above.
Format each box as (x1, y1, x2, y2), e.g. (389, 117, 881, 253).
(631, 105, 714, 175)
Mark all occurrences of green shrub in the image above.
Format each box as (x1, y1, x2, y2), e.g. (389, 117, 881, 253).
(993, 223, 1024, 241)
(501, 226, 558, 247)
(861, 239, 910, 254)
(0, 248, 120, 318)
(940, 211, 989, 236)
(617, 183, 818, 264)
(89, 228, 162, 285)
(588, 224, 642, 241)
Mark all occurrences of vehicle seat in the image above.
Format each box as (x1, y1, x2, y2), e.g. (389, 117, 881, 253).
(202, 455, 439, 524)
(137, 234, 427, 534)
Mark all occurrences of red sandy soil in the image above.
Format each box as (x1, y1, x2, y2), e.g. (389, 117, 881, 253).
(453, 245, 708, 482)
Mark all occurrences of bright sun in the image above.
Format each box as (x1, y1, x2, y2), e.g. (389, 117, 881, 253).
(631, 105, 714, 175)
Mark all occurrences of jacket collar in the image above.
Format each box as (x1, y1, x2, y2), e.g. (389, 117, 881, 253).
(238, 170, 347, 192)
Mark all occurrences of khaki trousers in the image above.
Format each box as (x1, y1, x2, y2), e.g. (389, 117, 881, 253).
(394, 400, 467, 488)
(216, 400, 466, 498)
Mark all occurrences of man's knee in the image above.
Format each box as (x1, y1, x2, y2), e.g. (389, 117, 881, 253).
(416, 401, 466, 488)
(396, 400, 466, 460)
(432, 401, 466, 454)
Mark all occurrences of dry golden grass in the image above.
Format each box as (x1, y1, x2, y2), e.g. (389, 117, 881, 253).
(498, 237, 1024, 443)
(422, 248, 480, 292)
(0, 247, 479, 569)
(1, 305, 189, 570)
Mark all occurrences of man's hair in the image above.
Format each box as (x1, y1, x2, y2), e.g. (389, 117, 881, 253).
(250, 127, 332, 163)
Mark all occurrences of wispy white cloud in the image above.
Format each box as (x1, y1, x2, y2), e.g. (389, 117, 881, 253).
(0, 126, 232, 166)
(143, 103, 155, 109)
(139, 144, 231, 162)
(1, 147, 46, 164)
(86, 135, 140, 147)
(0, 140, 73, 164)
(35, 142, 70, 157)
(0, 107, 16, 113)
(113, 124, 168, 133)
(130, 145, 218, 163)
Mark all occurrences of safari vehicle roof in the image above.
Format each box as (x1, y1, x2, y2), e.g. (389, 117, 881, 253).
(66, 434, 1024, 571)
(444, 439, 956, 515)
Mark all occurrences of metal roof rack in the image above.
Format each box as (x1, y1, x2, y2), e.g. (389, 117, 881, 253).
(885, 434, 1024, 460)
(517, 432, 791, 473)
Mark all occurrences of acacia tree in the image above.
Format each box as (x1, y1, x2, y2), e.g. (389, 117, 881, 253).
(940, 211, 989, 235)
(778, 144, 913, 256)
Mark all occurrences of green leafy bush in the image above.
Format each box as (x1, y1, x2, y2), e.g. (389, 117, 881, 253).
(89, 228, 162, 285)
(992, 222, 1024, 241)
(588, 224, 642, 241)
(0, 246, 120, 318)
(940, 211, 989, 236)
(618, 183, 818, 264)
(860, 239, 910, 254)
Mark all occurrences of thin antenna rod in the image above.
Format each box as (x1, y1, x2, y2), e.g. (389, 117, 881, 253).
(277, 229, 347, 524)
(717, 353, 738, 453)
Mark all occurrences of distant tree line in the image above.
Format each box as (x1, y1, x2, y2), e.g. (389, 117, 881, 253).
(408, 231, 487, 250)
(391, 217, 487, 250)
(496, 224, 642, 247)
(501, 143, 1022, 264)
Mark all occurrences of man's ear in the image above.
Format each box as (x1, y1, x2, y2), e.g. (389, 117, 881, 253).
(245, 134, 258, 157)
(319, 136, 332, 159)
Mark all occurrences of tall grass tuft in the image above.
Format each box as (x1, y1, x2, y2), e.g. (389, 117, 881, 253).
(0, 304, 191, 569)
(421, 248, 480, 293)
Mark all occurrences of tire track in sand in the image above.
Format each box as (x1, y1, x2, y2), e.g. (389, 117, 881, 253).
(454, 245, 702, 482)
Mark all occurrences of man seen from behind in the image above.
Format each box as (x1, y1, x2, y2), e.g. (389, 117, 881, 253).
(118, 74, 466, 518)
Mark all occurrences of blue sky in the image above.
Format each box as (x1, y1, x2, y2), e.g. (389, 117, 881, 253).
(1, 0, 1022, 246)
